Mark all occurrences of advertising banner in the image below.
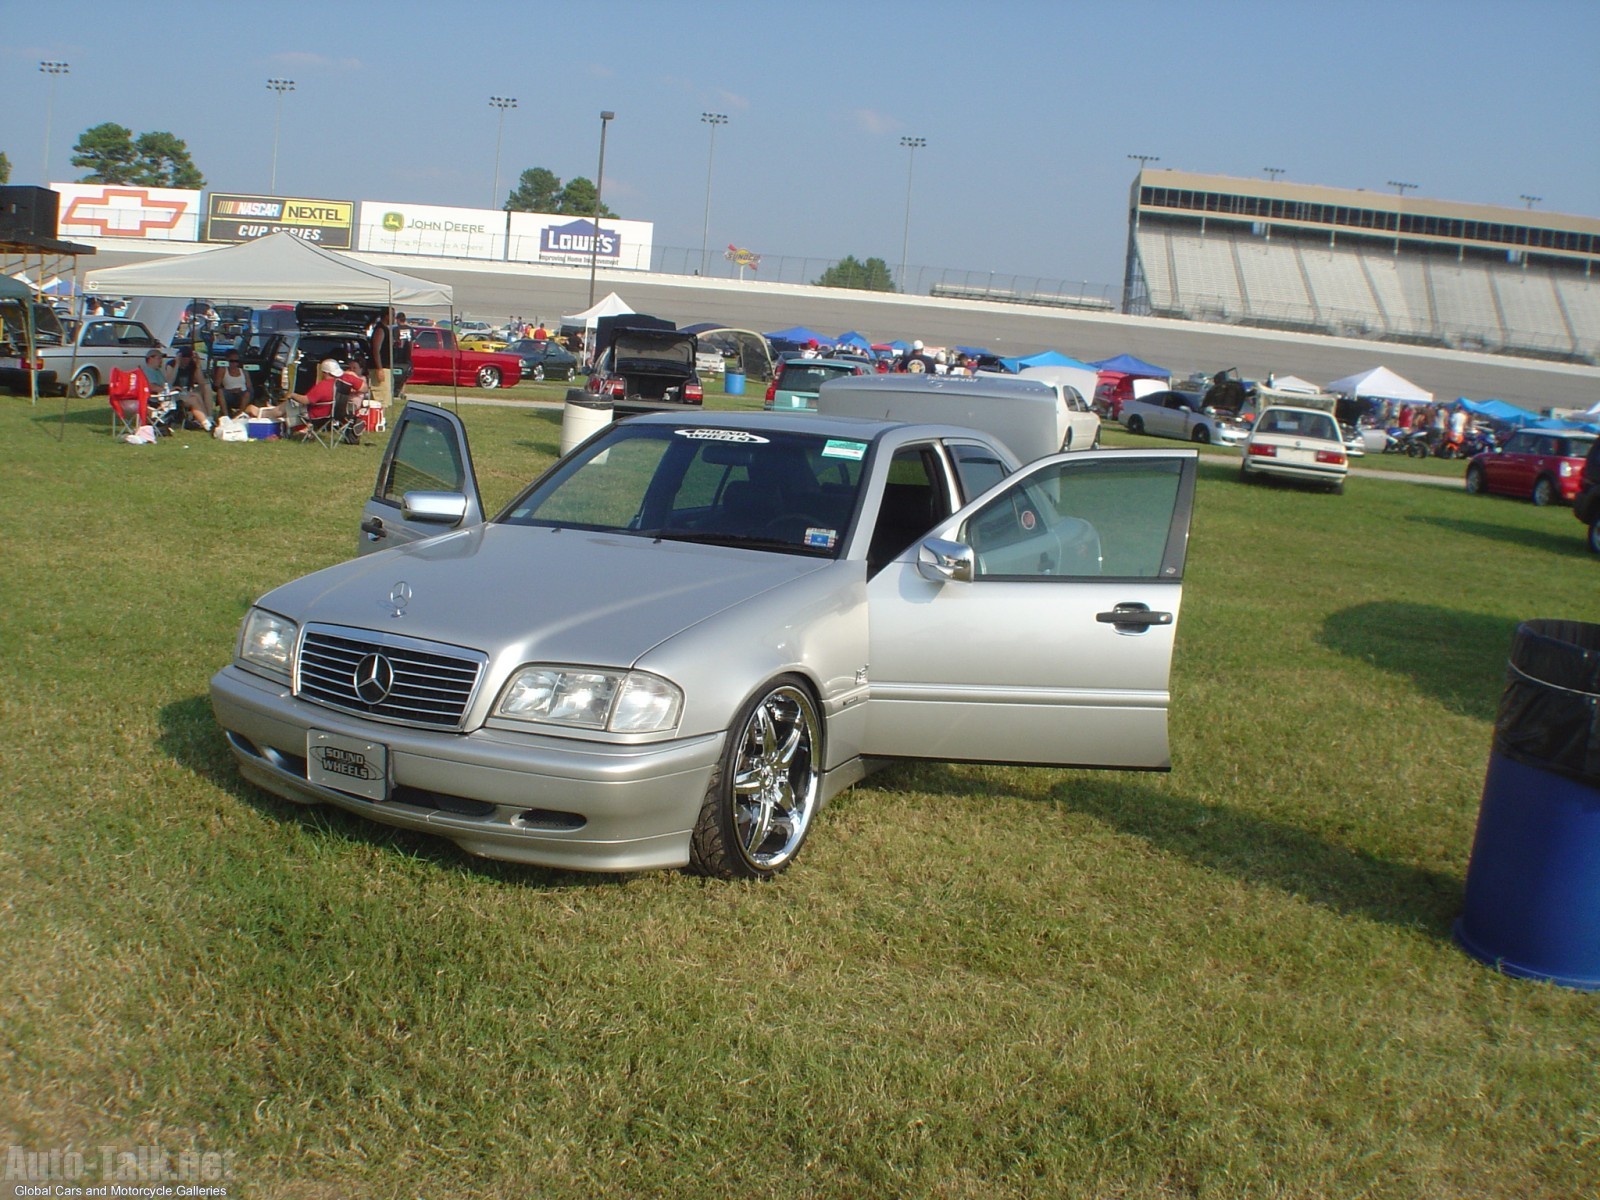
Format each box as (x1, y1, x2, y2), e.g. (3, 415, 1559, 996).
(507, 212, 653, 271)
(357, 201, 506, 260)
(204, 194, 355, 248)
(52, 182, 201, 242)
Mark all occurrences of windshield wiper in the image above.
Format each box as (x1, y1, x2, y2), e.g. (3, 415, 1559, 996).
(645, 529, 824, 553)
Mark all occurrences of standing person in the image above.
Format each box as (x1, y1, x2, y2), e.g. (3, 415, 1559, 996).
(391, 312, 415, 401)
(533, 320, 549, 343)
(370, 311, 393, 413)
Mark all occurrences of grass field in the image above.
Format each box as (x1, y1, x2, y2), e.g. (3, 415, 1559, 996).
(2, 389, 1597, 1200)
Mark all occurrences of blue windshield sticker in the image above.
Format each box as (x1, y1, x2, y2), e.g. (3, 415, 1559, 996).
(821, 439, 867, 461)
(805, 528, 838, 549)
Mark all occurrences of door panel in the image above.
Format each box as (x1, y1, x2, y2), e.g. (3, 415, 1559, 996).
(864, 450, 1196, 769)
(358, 402, 483, 555)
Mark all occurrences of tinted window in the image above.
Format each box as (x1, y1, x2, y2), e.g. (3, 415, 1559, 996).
(380, 411, 468, 502)
(948, 441, 1011, 500)
(778, 363, 856, 392)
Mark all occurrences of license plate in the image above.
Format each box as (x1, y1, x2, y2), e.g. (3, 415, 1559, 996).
(307, 730, 389, 801)
(1282, 447, 1315, 464)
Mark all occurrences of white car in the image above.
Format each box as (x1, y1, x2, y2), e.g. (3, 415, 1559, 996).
(1239, 405, 1349, 493)
(1121, 389, 1248, 446)
(1017, 365, 1103, 451)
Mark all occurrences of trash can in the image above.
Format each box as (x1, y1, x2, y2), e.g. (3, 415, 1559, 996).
(560, 390, 613, 456)
(1455, 619, 1600, 989)
(723, 370, 746, 396)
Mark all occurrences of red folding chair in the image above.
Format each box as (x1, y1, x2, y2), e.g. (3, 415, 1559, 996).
(108, 368, 150, 438)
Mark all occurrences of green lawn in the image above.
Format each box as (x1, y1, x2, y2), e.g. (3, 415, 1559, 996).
(2, 394, 1596, 1200)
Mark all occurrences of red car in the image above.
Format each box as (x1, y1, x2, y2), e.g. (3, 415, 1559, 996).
(1464, 429, 1597, 506)
(409, 327, 523, 390)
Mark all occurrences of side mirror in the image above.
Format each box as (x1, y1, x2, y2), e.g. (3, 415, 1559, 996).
(917, 537, 975, 584)
(401, 491, 469, 525)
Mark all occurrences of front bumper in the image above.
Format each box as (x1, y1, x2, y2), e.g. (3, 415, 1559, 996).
(210, 664, 724, 872)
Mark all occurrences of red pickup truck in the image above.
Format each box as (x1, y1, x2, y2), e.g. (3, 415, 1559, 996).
(410, 327, 523, 389)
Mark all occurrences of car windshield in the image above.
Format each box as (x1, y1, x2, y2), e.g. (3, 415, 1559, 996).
(1256, 410, 1339, 440)
(779, 364, 857, 392)
(501, 424, 869, 556)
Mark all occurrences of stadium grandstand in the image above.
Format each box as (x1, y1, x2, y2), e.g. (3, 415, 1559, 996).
(1123, 168, 1600, 364)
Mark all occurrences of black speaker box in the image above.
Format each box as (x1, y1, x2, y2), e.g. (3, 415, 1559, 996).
(0, 187, 61, 239)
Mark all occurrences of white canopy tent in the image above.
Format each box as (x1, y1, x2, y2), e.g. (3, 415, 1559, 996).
(561, 291, 633, 326)
(1325, 365, 1433, 405)
(82, 231, 453, 308)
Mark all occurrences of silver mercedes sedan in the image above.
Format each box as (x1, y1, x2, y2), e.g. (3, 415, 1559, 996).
(210, 402, 1197, 878)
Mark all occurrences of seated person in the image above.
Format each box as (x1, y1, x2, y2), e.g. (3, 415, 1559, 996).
(166, 346, 215, 429)
(248, 358, 368, 433)
(212, 350, 253, 417)
(138, 349, 211, 431)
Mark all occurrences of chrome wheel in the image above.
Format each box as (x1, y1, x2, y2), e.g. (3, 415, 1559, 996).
(70, 369, 98, 400)
(690, 678, 822, 879)
(476, 365, 501, 389)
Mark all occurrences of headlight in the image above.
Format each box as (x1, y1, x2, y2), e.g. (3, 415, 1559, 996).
(496, 666, 683, 733)
(238, 608, 298, 681)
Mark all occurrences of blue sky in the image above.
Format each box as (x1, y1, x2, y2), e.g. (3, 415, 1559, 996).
(4, 0, 1596, 290)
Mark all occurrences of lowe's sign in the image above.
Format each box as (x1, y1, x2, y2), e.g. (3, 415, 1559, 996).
(508, 212, 654, 271)
(540, 219, 618, 258)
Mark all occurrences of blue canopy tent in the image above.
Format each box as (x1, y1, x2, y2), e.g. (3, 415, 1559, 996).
(1089, 353, 1169, 377)
(1456, 397, 1541, 427)
(835, 331, 871, 350)
(765, 325, 835, 349)
(999, 349, 1098, 373)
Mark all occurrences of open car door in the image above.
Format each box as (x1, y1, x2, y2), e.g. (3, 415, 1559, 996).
(358, 401, 485, 556)
(863, 449, 1197, 769)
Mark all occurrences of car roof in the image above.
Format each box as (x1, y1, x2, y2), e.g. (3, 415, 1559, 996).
(619, 407, 1014, 452)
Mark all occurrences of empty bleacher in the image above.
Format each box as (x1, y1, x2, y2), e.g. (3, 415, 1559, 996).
(1233, 239, 1319, 327)
(1494, 270, 1572, 356)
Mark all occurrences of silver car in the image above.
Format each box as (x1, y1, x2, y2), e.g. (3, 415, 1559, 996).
(210, 403, 1198, 878)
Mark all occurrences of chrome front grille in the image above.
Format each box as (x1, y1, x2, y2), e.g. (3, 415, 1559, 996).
(296, 624, 487, 729)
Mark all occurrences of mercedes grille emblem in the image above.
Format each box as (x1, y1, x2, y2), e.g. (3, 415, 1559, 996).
(388, 580, 412, 619)
(354, 653, 395, 705)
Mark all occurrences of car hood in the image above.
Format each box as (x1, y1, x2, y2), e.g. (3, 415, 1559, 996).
(261, 523, 831, 669)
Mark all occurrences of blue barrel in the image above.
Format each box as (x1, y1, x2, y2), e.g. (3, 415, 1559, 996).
(1455, 620, 1600, 989)
(723, 371, 746, 396)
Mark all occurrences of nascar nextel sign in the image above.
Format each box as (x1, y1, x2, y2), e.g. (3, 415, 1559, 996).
(205, 194, 355, 248)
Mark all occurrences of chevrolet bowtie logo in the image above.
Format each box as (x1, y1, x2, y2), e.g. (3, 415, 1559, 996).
(61, 188, 188, 237)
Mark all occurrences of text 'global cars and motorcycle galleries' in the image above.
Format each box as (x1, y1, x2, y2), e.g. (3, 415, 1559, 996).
(210, 392, 1198, 880)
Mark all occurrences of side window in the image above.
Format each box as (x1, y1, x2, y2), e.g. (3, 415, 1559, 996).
(868, 444, 953, 574)
(115, 323, 156, 348)
(948, 441, 1011, 502)
(1062, 386, 1088, 413)
(961, 458, 1188, 580)
(379, 412, 467, 503)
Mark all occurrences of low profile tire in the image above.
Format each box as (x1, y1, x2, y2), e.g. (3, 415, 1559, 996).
(1127, 415, 1144, 435)
(476, 366, 502, 390)
(1465, 465, 1485, 495)
(532, 365, 545, 382)
(1532, 476, 1556, 507)
(1191, 425, 1210, 444)
(689, 676, 823, 880)
(70, 368, 98, 400)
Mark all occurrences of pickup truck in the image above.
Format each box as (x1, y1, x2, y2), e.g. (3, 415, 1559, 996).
(409, 327, 523, 390)
(0, 310, 161, 398)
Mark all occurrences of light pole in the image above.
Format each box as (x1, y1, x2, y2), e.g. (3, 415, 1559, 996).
(898, 135, 926, 291)
(1520, 194, 1542, 210)
(587, 110, 615, 307)
(267, 79, 296, 192)
(490, 96, 518, 209)
(1264, 167, 1286, 182)
(40, 61, 69, 182)
(1387, 179, 1417, 255)
(699, 113, 728, 276)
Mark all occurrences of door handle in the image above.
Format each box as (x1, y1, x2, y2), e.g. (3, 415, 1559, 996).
(1096, 603, 1173, 630)
(360, 516, 386, 539)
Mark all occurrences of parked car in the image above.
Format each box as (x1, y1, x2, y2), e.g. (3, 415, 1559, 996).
(459, 332, 509, 352)
(210, 402, 1198, 879)
(246, 304, 380, 403)
(764, 358, 868, 411)
(1465, 429, 1597, 507)
(586, 318, 702, 405)
(503, 338, 578, 382)
(0, 312, 161, 398)
(409, 326, 524, 390)
(1238, 405, 1349, 493)
(1121, 389, 1248, 445)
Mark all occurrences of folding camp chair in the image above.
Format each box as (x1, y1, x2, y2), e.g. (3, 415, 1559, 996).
(107, 368, 149, 438)
(299, 382, 367, 449)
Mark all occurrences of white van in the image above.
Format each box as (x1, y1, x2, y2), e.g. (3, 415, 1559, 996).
(816, 372, 1102, 463)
